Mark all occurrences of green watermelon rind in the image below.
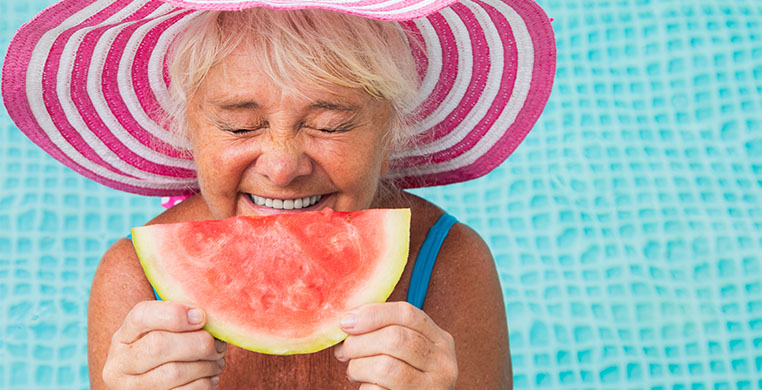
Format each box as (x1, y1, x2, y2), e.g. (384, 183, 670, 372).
(132, 208, 411, 355)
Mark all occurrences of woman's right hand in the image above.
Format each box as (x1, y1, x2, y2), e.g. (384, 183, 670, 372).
(102, 301, 227, 390)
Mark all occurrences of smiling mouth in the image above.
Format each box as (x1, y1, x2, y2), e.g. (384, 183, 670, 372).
(248, 194, 324, 210)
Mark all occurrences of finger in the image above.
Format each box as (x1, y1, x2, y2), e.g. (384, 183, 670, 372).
(117, 301, 206, 344)
(121, 330, 226, 374)
(139, 360, 224, 390)
(171, 375, 220, 390)
(341, 302, 445, 343)
(336, 326, 433, 371)
(347, 355, 425, 390)
(359, 384, 388, 390)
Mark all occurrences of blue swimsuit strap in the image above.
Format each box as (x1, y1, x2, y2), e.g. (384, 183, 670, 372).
(133, 212, 459, 307)
(406, 213, 458, 310)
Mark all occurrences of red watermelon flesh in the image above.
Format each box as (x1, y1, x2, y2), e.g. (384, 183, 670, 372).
(131, 208, 410, 355)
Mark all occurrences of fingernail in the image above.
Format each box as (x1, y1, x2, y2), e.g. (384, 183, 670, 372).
(335, 345, 344, 360)
(188, 309, 204, 324)
(340, 313, 357, 328)
(211, 375, 220, 388)
(215, 339, 227, 353)
(217, 358, 226, 369)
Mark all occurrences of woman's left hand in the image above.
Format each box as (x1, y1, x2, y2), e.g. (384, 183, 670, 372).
(334, 301, 458, 390)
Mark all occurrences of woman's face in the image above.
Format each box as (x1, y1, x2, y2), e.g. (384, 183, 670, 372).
(186, 49, 393, 219)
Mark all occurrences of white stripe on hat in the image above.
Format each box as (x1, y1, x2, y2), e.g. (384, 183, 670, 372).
(28, 0, 197, 189)
(400, 0, 503, 156)
(58, 3, 192, 180)
(85, 5, 196, 173)
(393, 6, 474, 155)
(404, 18, 442, 117)
(391, 0, 535, 177)
(118, 6, 198, 150)
(147, 10, 201, 144)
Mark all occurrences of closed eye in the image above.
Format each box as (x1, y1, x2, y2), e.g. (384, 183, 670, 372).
(229, 128, 258, 134)
(304, 123, 354, 134)
(218, 123, 267, 135)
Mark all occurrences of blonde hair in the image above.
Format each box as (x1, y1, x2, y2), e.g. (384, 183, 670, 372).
(164, 8, 420, 153)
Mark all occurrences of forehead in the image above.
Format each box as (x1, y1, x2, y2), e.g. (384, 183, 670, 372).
(198, 49, 376, 111)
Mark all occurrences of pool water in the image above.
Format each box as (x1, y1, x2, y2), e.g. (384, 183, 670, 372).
(1, 0, 761, 389)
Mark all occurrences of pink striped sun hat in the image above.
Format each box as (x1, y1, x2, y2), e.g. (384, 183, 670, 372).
(1, 0, 555, 196)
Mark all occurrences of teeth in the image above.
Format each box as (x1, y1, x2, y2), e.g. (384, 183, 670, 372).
(250, 194, 322, 210)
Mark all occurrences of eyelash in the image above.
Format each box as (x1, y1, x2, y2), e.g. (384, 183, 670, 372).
(305, 123, 354, 134)
(221, 123, 353, 134)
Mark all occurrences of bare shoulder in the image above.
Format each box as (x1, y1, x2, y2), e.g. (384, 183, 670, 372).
(389, 192, 498, 285)
(414, 201, 502, 317)
(394, 192, 512, 389)
(88, 234, 158, 332)
(389, 192, 504, 320)
(92, 237, 151, 298)
(434, 223, 512, 389)
(91, 195, 210, 301)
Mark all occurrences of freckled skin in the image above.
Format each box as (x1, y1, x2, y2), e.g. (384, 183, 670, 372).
(187, 48, 394, 219)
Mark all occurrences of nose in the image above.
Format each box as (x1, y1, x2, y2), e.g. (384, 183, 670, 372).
(253, 134, 313, 187)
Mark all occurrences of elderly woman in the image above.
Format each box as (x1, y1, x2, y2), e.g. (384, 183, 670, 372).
(2, 0, 555, 388)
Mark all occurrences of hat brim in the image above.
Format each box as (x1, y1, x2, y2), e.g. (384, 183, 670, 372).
(1, 0, 555, 195)
(163, 0, 460, 20)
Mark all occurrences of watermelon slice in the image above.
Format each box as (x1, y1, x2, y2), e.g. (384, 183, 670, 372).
(131, 208, 410, 355)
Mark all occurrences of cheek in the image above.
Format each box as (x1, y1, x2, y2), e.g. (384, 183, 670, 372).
(317, 137, 387, 188)
(193, 138, 254, 195)
(192, 141, 223, 189)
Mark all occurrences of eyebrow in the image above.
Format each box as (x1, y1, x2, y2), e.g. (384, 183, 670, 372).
(214, 100, 260, 110)
(308, 101, 359, 112)
(212, 99, 359, 112)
